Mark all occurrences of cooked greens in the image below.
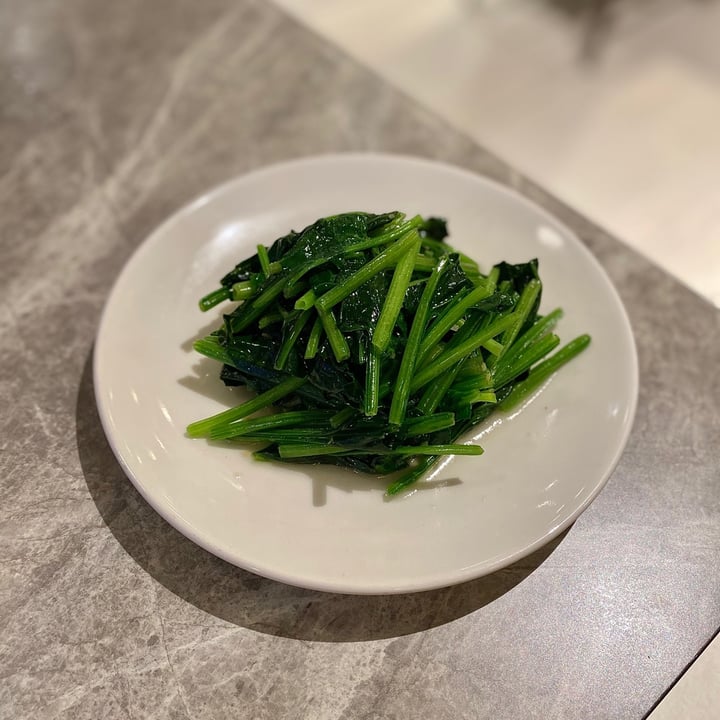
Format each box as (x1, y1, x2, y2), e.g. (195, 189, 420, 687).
(188, 211, 590, 494)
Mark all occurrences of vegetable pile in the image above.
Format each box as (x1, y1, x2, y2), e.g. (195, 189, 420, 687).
(188, 211, 590, 494)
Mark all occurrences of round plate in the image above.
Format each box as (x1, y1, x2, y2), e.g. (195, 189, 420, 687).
(94, 153, 638, 594)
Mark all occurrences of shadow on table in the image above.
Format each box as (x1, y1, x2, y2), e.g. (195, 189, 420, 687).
(77, 350, 568, 642)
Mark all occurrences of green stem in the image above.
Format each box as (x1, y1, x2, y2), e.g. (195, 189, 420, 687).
(413, 254, 436, 271)
(318, 308, 350, 363)
(232, 277, 261, 301)
(458, 253, 482, 277)
(198, 287, 231, 312)
(277, 442, 483, 459)
(500, 308, 563, 368)
(330, 407, 356, 428)
(500, 335, 591, 410)
(488, 278, 541, 368)
(385, 456, 441, 495)
(410, 313, 516, 392)
(364, 343, 381, 416)
(275, 309, 313, 370)
(482, 339, 504, 356)
(258, 311, 283, 329)
(230, 428, 328, 442)
(342, 216, 423, 254)
(315, 229, 420, 312)
(390, 444, 483, 456)
(284, 217, 423, 290)
(388, 255, 448, 426)
(372, 235, 420, 352)
(304, 316, 324, 359)
(186, 375, 306, 437)
(417, 279, 498, 363)
(402, 412, 455, 437)
(294, 289, 316, 310)
(227, 275, 289, 334)
(210, 410, 332, 440)
(282, 280, 307, 299)
(257, 244, 272, 276)
(192, 336, 233, 365)
(417, 360, 464, 415)
(278, 443, 347, 459)
(464, 390, 497, 405)
(251, 275, 289, 311)
(493, 332, 560, 388)
(419, 237, 452, 257)
(415, 314, 490, 411)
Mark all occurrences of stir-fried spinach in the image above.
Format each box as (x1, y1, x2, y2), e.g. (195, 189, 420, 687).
(189, 211, 590, 495)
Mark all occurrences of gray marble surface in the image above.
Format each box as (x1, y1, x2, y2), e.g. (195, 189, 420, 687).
(1, 0, 719, 718)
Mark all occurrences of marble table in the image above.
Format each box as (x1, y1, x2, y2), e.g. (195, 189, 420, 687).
(1, 0, 718, 717)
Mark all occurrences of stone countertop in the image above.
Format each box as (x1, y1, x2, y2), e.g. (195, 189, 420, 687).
(1, 0, 718, 718)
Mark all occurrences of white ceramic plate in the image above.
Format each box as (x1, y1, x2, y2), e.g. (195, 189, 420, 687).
(94, 153, 638, 594)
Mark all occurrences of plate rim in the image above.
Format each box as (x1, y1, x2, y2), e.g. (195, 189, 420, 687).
(93, 152, 639, 594)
